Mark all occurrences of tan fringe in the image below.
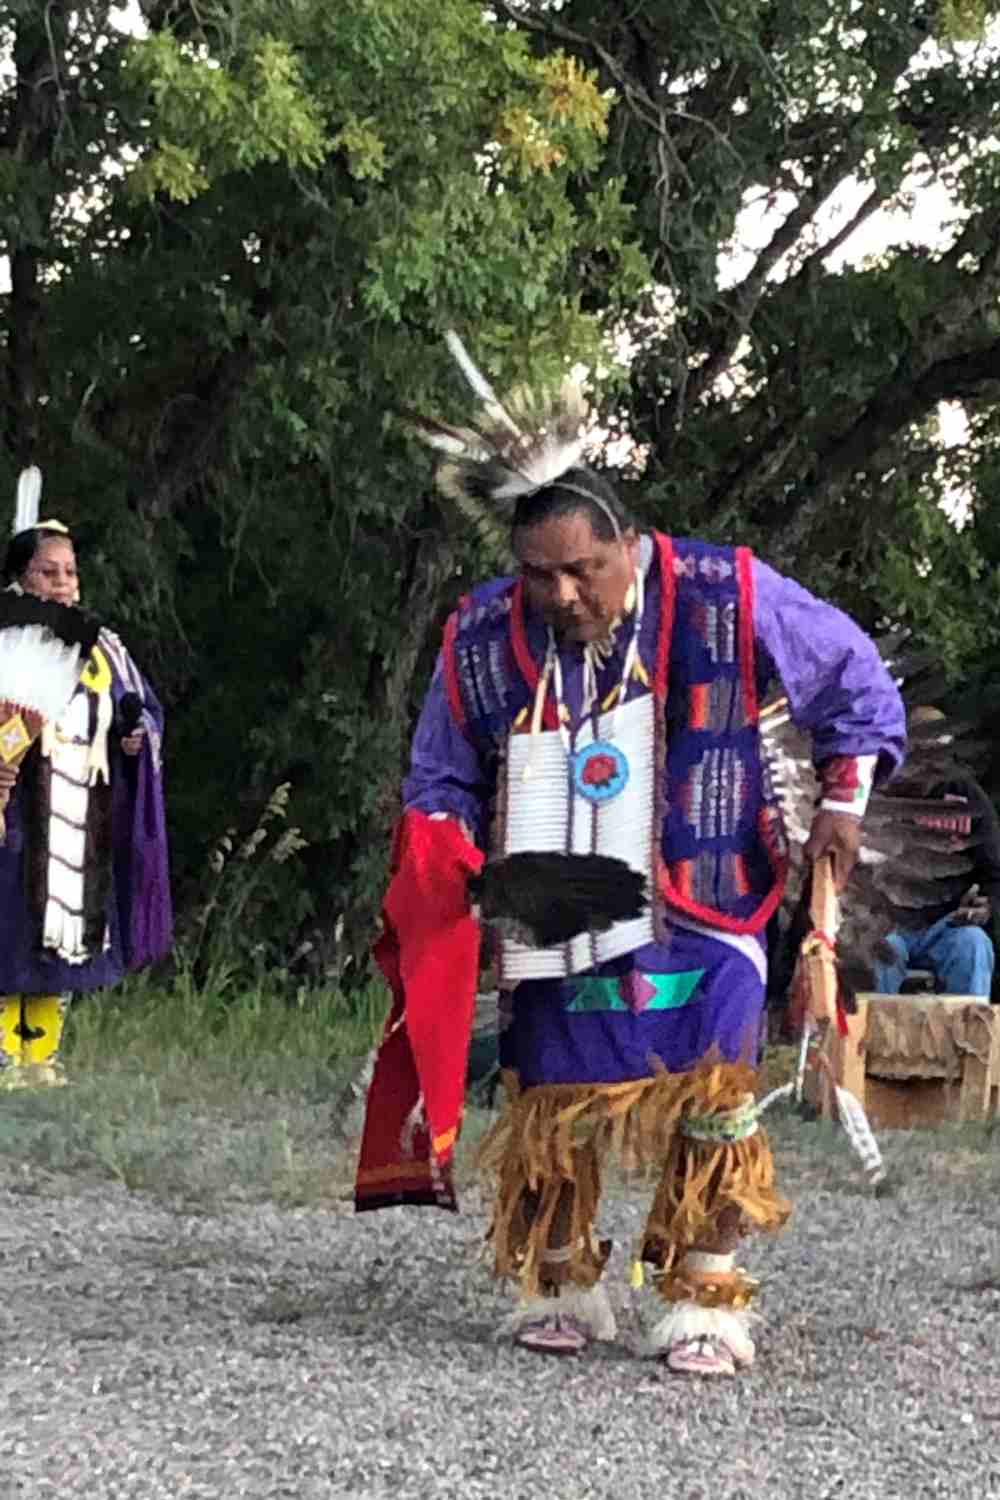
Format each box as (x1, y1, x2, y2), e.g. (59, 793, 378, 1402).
(477, 1061, 791, 1298)
(644, 1128, 790, 1277)
(654, 1264, 759, 1309)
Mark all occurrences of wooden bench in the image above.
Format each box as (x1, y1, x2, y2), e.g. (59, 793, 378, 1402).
(819, 992, 1000, 1129)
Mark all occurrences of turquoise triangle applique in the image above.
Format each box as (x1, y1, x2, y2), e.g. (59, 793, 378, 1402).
(565, 970, 706, 1014)
(565, 977, 618, 1013)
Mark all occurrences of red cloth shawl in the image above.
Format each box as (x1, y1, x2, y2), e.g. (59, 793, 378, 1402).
(354, 811, 483, 1212)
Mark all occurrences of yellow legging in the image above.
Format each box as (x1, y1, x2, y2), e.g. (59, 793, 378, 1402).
(0, 995, 67, 1067)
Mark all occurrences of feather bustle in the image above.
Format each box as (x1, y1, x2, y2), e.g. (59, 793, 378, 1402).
(762, 638, 989, 997)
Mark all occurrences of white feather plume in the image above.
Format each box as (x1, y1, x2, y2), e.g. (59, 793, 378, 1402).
(14, 466, 42, 535)
(498, 1284, 617, 1342)
(444, 330, 521, 434)
(834, 1083, 886, 1183)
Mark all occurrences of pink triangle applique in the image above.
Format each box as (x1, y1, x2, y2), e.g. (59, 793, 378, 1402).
(618, 970, 658, 1015)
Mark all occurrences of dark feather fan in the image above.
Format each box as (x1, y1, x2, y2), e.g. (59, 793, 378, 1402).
(333, 853, 647, 1138)
(468, 851, 648, 949)
(0, 591, 102, 653)
(763, 636, 989, 1006)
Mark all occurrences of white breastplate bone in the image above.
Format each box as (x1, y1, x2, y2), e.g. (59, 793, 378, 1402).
(500, 692, 657, 980)
(42, 692, 108, 963)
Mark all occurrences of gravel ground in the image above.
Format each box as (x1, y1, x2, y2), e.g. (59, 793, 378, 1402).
(3, 1126, 1000, 1500)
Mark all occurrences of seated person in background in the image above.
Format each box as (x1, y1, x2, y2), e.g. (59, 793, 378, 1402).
(874, 706, 1000, 999)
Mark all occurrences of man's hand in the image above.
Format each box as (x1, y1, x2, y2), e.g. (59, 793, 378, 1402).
(121, 728, 145, 757)
(804, 809, 862, 892)
(950, 883, 991, 927)
(0, 762, 18, 813)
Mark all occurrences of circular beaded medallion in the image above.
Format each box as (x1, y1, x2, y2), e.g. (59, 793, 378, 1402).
(570, 740, 630, 803)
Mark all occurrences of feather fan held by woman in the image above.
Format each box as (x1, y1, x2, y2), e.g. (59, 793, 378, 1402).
(0, 590, 102, 842)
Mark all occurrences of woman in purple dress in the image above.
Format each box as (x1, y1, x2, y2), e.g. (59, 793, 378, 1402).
(0, 520, 173, 1086)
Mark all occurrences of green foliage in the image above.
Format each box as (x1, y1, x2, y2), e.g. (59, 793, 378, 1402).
(179, 782, 310, 990)
(2, 0, 648, 974)
(938, 0, 991, 40)
(124, 29, 329, 198)
(66, 967, 388, 1076)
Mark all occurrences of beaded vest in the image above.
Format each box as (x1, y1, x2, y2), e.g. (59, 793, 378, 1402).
(441, 533, 787, 973)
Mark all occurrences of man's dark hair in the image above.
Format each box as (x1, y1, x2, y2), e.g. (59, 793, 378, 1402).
(511, 467, 635, 544)
(2, 526, 73, 585)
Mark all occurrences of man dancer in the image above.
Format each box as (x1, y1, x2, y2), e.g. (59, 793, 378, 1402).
(356, 345, 905, 1376)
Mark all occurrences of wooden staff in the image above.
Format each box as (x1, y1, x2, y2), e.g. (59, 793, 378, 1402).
(802, 853, 839, 1026)
(782, 855, 886, 1178)
(794, 853, 839, 1117)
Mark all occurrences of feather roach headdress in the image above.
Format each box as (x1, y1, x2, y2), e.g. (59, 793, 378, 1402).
(403, 332, 613, 548)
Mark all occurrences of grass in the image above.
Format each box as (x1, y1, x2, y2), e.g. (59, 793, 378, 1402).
(65, 968, 389, 1075)
(3, 981, 999, 1218)
(0, 971, 390, 1210)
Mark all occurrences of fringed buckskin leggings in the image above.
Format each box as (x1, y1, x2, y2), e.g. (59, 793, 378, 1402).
(477, 1061, 790, 1299)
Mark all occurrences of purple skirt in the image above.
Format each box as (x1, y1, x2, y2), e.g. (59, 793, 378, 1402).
(498, 923, 766, 1087)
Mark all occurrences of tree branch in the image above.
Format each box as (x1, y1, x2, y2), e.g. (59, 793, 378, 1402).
(791, 186, 886, 280)
(774, 334, 1000, 560)
(125, 279, 278, 520)
(635, 15, 931, 436)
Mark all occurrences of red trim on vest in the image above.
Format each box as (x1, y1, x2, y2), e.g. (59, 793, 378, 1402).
(508, 539, 675, 722)
(503, 534, 787, 936)
(441, 604, 468, 732)
(657, 854, 788, 935)
(509, 580, 560, 731)
(652, 532, 674, 702)
(655, 544, 787, 935)
(736, 546, 758, 723)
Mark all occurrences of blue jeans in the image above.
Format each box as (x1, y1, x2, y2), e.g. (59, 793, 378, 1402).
(874, 917, 995, 998)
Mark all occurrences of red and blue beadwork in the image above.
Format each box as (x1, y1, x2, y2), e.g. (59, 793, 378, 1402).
(570, 740, 630, 803)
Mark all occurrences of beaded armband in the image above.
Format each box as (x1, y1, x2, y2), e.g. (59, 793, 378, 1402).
(819, 753, 876, 818)
(680, 1092, 759, 1144)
